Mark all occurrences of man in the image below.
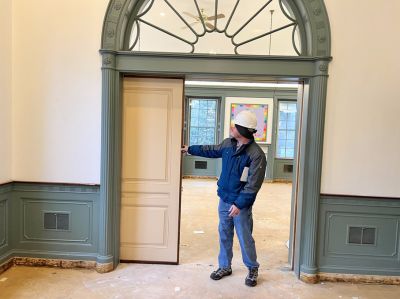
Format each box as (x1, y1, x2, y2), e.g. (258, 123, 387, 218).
(182, 110, 267, 287)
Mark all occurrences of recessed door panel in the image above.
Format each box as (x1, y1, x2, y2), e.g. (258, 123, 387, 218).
(120, 77, 183, 263)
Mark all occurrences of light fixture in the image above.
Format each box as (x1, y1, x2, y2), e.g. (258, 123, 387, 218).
(160, 12, 166, 17)
(268, 10, 275, 55)
(184, 81, 298, 89)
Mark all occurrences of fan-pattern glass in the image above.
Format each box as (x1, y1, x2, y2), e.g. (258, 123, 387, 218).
(127, 0, 301, 55)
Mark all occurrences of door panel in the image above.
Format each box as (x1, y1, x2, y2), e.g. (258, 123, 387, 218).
(120, 77, 183, 263)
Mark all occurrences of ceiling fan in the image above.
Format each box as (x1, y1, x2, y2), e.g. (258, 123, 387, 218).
(182, 9, 225, 30)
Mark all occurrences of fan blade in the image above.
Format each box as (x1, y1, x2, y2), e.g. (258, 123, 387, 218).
(183, 11, 198, 19)
(181, 21, 199, 29)
(205, 22, 215, 30)
(207, 13, 225, 21)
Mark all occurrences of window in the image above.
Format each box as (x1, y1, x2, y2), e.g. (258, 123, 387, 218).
(127, 0, 302, 56)
(187, 98, 219, 146)
(276, 101, 297, 159)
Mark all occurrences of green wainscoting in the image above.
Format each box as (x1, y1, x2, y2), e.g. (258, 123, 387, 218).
(183, 156, 219, 177)
(274, 159, 294, 181)
(0, 183, 12, 260)
(2, 182, 400, 278)
(0, 182, 100, 266)
(318, 195, 400, 276)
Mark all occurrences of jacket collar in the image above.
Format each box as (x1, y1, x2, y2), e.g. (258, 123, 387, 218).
(231, 137, 254, 156)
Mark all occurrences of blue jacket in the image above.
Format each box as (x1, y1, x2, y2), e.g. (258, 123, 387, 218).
(188, 138, 267, 209)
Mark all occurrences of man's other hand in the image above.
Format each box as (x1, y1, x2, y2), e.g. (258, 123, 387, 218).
(228, 205, 240, 217)
(181, 145, 188, 154)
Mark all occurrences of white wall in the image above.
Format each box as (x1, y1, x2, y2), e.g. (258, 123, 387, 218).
(0, 0, 12, 184)
(12, 0, 108, 183)
(9, 0, 400, 195)
(321, 1, 400, 197)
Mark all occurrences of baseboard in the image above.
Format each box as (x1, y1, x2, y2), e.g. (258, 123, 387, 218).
(0, 256, 113, 275)
(319, 272, 400, 285)
(300, 271, 400, 285)
(0, 257, 13, 275)
(271, 179, 292, 183)
(300, 272, 319, 284)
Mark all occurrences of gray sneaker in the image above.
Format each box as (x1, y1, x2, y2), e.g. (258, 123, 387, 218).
(245, 268, 258, 287)
(210, 267, 232, 280)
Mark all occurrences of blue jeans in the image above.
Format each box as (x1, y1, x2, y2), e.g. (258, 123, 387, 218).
(218, 199, 259, 269)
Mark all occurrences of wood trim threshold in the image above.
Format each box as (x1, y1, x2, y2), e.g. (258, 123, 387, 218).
(300, 272, 400, 285)
(0, 257, 113, 275)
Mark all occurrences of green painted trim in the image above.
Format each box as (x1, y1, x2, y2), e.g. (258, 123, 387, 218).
(298, 75, 328, 275)
(101, 51, 330, 78)
(101, 0, 332, 277)
(99, 58, 119, 266)
(102, 0, 331, 56)
(11, 182, 100, 193)
(0, 183, 12, 194)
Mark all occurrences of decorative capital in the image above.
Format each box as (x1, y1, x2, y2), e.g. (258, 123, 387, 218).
(102, 52, 117, 69)
(315, 60, 329, 75)
(103, 57, 112, 65)
(319, 63, 328, 72)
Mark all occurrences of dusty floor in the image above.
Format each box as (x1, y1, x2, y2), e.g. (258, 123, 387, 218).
(0, 179, 399, 298)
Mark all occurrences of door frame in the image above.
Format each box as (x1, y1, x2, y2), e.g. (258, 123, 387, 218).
(99, 0, 332, 280)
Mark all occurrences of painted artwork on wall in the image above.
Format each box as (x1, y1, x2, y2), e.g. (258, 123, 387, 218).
(224, 97, 274, 144)
(230, 103, 268, 142)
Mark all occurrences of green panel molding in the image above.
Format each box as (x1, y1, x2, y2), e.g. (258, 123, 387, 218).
(0, 184, 12, 259)
(319, 195, 400, 276)
(274, 159, 295, 181)
(0, 182, 100, 267)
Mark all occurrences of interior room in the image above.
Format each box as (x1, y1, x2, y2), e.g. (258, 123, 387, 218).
(1, 0, 400, 298)
(179, 79, 298, 269)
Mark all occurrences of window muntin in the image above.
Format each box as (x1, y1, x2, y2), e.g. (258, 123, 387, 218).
(188, 98, 219, 146)
(276, 101, 297, 159)
(127, 0, 301, 55)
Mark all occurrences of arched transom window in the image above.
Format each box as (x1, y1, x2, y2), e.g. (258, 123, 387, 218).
(125, 0, 303, 55)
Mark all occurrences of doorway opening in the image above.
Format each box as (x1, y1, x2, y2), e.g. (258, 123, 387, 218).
(101, 0, 331, 280)
(180, 78, 303, 274)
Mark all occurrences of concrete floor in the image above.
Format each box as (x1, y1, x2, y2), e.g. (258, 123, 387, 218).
(0, 179, 399, 298)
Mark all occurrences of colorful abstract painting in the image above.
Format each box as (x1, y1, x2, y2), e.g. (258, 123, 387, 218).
(230, 103, 268, 142)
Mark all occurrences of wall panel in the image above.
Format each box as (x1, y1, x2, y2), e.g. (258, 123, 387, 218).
(318, 195, 400, 275)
